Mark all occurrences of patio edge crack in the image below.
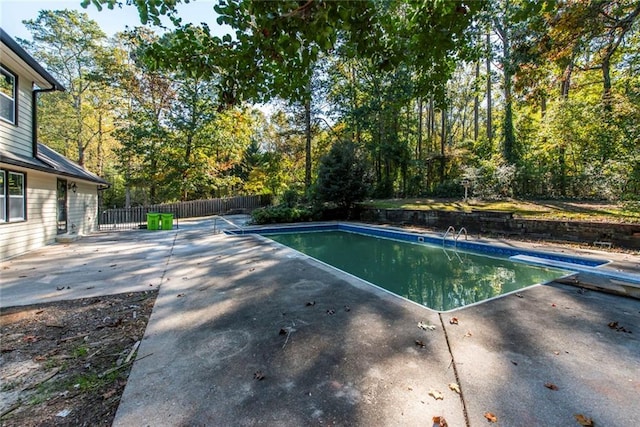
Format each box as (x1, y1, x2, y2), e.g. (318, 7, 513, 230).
(439, 312, 470, 427)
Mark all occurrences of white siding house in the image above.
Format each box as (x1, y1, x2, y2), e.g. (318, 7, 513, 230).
(0, 29, 109, 260)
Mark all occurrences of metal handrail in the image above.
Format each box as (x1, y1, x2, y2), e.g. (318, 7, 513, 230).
(213, 215, 244, 234)
(455, 227, 468, 247)
(443, 226, 456, 246)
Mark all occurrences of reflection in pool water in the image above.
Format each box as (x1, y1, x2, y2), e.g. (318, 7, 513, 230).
(267, 231, 572, 311)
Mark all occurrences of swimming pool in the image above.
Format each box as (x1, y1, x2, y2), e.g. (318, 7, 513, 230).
(263, 229, 572, 311)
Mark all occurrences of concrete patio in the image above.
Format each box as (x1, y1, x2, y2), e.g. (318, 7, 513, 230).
(1, 217, 638, 426)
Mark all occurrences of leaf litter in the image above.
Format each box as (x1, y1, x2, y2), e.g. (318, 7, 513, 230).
(0, 291, 157, 426)
(448, 383, 460, 394)
(574, 414, 594, 426)
(432, 415, 448, 426)
(428, 389, 444, 400)
(484, 412, 498, 423)
(418, 321, 436, 331)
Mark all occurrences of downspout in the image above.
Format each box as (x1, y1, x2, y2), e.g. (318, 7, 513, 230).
(32, 86, 58, 157)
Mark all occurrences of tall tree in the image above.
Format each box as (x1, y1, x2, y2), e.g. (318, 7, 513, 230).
(22, 10, 111, 168)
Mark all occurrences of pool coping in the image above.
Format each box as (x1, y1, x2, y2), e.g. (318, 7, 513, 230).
(227, 221, 640, 312)
(229, 221, 640, 291)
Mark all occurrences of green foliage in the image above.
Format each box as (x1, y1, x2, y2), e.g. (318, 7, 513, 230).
(463, 160, 516, 200)
(37, 0, 640, 206)
(279, 189, 300, 208)
(313, 140, 368, 209)
(430, 180, 464, 199)
(251, 205, 314, 225)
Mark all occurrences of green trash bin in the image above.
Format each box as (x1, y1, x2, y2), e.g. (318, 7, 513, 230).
(147, 213, 160, 230)
(160, 213, 174, 230)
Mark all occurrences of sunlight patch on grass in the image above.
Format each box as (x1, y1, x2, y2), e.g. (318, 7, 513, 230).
(360, 199, 640, 223)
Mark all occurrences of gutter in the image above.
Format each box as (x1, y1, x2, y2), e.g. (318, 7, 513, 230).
(31, 87, 59, 158)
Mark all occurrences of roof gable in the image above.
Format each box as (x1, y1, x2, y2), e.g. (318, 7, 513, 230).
(0, 27, 65, 91)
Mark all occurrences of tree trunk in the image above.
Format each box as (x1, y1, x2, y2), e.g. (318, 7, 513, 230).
(439, 109, 446, 182)
(304, 97, 312, 189)
(486, 32, 493, 145)
(428, 97, 435, 152)
(498, 20, 515, 164)
(556, 59, 574, 197)
(350, 63, 360, 144)
(75, 94, 85, 166)
(560, 62, 573, 99)
(474, 59, 480, 141)
(602, 54, 612, 112)
(97, 111, 104, 175)
(417, 98, 423, 161)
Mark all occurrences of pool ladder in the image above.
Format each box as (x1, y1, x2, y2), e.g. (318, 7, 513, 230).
(443, 226, 468, 247)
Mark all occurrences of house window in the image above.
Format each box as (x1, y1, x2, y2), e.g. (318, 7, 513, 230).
(0, 169, 26, 222)
(0, 65, 17, 124)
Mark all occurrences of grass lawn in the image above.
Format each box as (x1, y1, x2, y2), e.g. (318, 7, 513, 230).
(359, 198, 640, 223)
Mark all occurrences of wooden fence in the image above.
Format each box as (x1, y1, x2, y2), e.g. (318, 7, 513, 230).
(99, 194, 270, 231)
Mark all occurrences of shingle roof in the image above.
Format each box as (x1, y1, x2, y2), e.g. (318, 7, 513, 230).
(37, 144, 109, 187)
(0, 144, 109, 187)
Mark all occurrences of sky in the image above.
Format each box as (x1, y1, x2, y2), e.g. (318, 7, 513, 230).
(0, 0, 229, 41)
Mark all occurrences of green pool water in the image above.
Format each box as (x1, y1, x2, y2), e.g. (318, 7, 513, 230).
(267, 231, 572, 311)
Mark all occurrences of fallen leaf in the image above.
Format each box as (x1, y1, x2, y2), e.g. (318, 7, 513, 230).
(428, 389, 444, 400)
(464, 331, 473, 338)
(305, 301, 315, 306)
(574, 414, 594, 426)
(415, 339, 426, 348)
(484, 412, 497, 423)
(515, 293, 524, 298)
(544, 382, 559, 391)
(418, 321, 437, 331)
(432, 415, 449, 427)
(176, 293, 185, 298)
(448, 383, 460, 394)
(449, 317, 459, 325)
(23, 335, 38, 343)
(253, 370, 265, 380)
(102, 389, 116, 399)
(551, 303, 556, 307)
(608, 321, 632, 333)
(553, 351, 560, 355)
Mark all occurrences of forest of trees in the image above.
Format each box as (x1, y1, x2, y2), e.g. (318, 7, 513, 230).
(19, 1, 640, 208)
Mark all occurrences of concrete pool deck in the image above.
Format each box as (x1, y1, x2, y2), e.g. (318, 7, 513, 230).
(1, 217, 639, 426)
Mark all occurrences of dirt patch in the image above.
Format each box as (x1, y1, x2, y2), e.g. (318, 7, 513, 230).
(0, 291, 157, 426)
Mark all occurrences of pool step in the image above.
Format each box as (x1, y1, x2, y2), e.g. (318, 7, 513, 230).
(510, 255, 640, 291)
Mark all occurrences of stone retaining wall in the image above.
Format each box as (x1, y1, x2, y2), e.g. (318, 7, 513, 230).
(359, 208, 640, 249)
